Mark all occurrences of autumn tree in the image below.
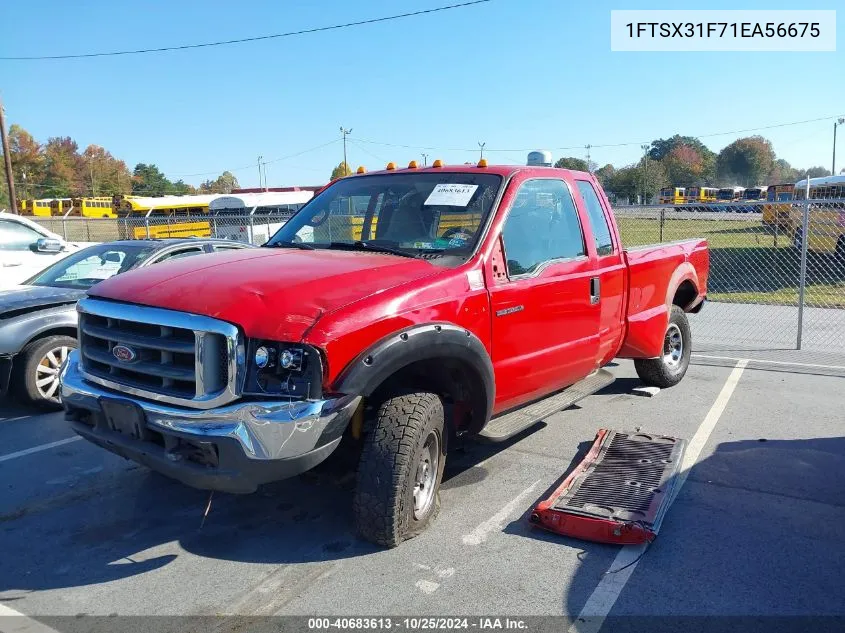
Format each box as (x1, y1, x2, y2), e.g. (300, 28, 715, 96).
(8, 124, 45, 199)
(43, 137, 84, 197)
(199, 170, 239, 194)
(330, 162, 352, 181)
(716, 136, 776, 186)
(554, 156, 588, 171)
(81, 145, 132, 196)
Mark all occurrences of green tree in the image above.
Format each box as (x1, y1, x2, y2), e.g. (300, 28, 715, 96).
(648, 135, 709, 161)
(716, 136, 776, 186)
(804, 166, 831, 179)
(132, 163, 173, 196)
(604, 160, 666, 204)
(330, 161, 352, 181)
(767, 158, 802, 184)
(171, 179, 197, 195)
(43, 137, 84, 197)
(199, 170, 240, 194)
(554, 156, 588, 171)
(662, 144, 710, 186)
(594, 164, 616, 188)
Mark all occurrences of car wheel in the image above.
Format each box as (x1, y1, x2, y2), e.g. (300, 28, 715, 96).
(14, 335, 76, 410)
(353, 391, 446, 548)
(634, 306, 691, 389)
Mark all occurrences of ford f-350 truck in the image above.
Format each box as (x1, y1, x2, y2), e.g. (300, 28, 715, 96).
(61, 162, 708, 547)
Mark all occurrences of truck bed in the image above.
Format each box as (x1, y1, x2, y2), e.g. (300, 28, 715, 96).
(617, 238, 709, 359)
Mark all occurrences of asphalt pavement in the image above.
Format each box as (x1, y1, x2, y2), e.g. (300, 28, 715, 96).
(0, 354, 843, 630)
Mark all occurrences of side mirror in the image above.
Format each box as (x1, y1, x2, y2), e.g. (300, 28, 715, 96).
(101, 252, 122, 263)
(36, 237, 64, 253)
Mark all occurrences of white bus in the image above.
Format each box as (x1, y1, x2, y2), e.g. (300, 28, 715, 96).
(209, 191, 315, 245)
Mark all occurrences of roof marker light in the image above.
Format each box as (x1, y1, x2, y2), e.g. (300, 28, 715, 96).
(408, 160, 418, 168)
(432, 159, 444, 168)
(356, 166, 367, 174)
(477, 158, 488, 168)
(386, 162, 397, 170)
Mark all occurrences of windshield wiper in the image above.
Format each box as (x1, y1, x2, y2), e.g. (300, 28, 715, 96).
(327, 241, 418, 259)
(264, 240, 315, 250)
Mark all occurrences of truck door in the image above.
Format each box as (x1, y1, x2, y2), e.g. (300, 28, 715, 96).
(488, 177, 601, 413)
(573, 179, 626, 365)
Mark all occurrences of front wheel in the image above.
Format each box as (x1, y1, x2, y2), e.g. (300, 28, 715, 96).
(634, 305, 691, 389)
(353, 391, 446, 548)
(13, 335, 77, 409)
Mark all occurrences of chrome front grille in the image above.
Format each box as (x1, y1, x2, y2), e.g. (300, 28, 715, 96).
(76, 298, 241, 409)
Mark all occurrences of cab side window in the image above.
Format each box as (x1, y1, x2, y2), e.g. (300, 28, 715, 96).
(576, 180, 614, 256)
(152, 247, 205, 263)
(501, 179, 585, 277)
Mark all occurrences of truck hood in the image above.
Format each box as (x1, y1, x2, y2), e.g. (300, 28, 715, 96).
(0, 285, 85, 318)
(88, 248, 441, 341)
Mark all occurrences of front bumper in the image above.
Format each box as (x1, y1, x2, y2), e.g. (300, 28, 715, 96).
(60, 351, 360, 493)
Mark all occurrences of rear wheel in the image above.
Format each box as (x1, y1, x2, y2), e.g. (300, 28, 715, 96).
(352, 391, 446, 548)
(634, 306, 691, 389)
(13, 335, 77, 409)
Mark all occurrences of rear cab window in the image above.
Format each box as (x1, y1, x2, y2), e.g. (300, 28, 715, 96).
(575, 180, 615, 256)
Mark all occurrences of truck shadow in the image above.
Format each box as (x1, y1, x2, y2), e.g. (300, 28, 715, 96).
(0, 420, 554, 594)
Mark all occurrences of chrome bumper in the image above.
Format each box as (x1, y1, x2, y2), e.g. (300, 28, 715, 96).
(60, 350, 360, 464)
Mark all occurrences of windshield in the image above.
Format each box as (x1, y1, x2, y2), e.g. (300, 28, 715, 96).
(266, 172, 503, 258)
(26, 243, 159, 289)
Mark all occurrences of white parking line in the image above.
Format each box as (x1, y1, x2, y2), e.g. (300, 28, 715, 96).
(0, 436, 82, 464)
(693, 353, 845, 371)
(0, 603, 63, 633)
(569, 359, 749, 633)
(462, 480, 541, 546)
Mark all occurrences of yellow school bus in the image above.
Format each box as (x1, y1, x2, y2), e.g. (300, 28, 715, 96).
(659, 187, 685, 205)
(685, 187, 718, 204)
(22, 199, 55, 216)
(116, 194, 221, 239)
(762, 183, 795, 228)
(788, 176, 845, 255)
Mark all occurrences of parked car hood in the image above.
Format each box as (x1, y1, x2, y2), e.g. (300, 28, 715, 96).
(0, 285, 86, 319)
(88, 248, 441, 341)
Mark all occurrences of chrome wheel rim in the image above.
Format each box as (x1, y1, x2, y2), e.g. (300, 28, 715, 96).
(35, 345, 72, 402)
(663, 324, 683, 369)
(413, 431, 440, 520)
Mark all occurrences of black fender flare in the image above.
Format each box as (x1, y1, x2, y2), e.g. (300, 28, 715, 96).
(334, 323, 495, 434)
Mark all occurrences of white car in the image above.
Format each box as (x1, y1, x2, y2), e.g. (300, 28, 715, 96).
(0, 212, 89, 289)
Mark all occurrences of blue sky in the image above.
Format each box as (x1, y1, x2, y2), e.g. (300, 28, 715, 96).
(1, 0, 842, 188)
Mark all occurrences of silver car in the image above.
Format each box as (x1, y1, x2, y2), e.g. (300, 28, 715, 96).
(0, 238, 253, 409)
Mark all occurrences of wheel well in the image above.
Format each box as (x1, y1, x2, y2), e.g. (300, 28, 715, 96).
(672, 280, 698, 311)
(369, 357, 488, 437)
(25, 327, 78, 349)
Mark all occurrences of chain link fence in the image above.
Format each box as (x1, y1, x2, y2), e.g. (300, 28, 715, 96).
(25, 199, 845, 356)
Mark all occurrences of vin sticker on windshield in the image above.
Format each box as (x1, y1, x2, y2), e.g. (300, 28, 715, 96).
(424, 183, 478, 207)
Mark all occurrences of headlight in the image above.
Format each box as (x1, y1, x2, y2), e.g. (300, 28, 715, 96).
(244, 340, 322, 399)
(254, 346, 274, 369)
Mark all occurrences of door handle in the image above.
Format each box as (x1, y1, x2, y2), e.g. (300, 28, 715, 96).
(590, 277, 600, 305)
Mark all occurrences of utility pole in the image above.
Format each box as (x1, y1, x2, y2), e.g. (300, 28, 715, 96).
(833, 118, 844, 176)
(421, 153, 429, 167)
(340, 127, 352, 172)
(261, 161, 268, 188)
(0, 96, 17, 213)
(478, 142, 486, 161)
(641, 144, 649, 205)
(257, 156, 263, 189)
(585, 144, 592, 173)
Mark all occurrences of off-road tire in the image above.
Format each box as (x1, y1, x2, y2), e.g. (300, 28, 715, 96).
(353, 391, 446, 548)
(634, 305, 691, 389)
(13, 335, 77, 410)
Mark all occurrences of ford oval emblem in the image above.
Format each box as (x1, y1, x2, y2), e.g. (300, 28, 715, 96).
(112, 344, 137, 363)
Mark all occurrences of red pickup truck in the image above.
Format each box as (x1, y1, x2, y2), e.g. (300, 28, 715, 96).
(61, 162, 708, 547)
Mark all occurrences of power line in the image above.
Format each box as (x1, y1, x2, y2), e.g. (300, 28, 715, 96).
(2, 1, 493, 61)
(354, 113, 845, 154)
(168, 138, 341, 178)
